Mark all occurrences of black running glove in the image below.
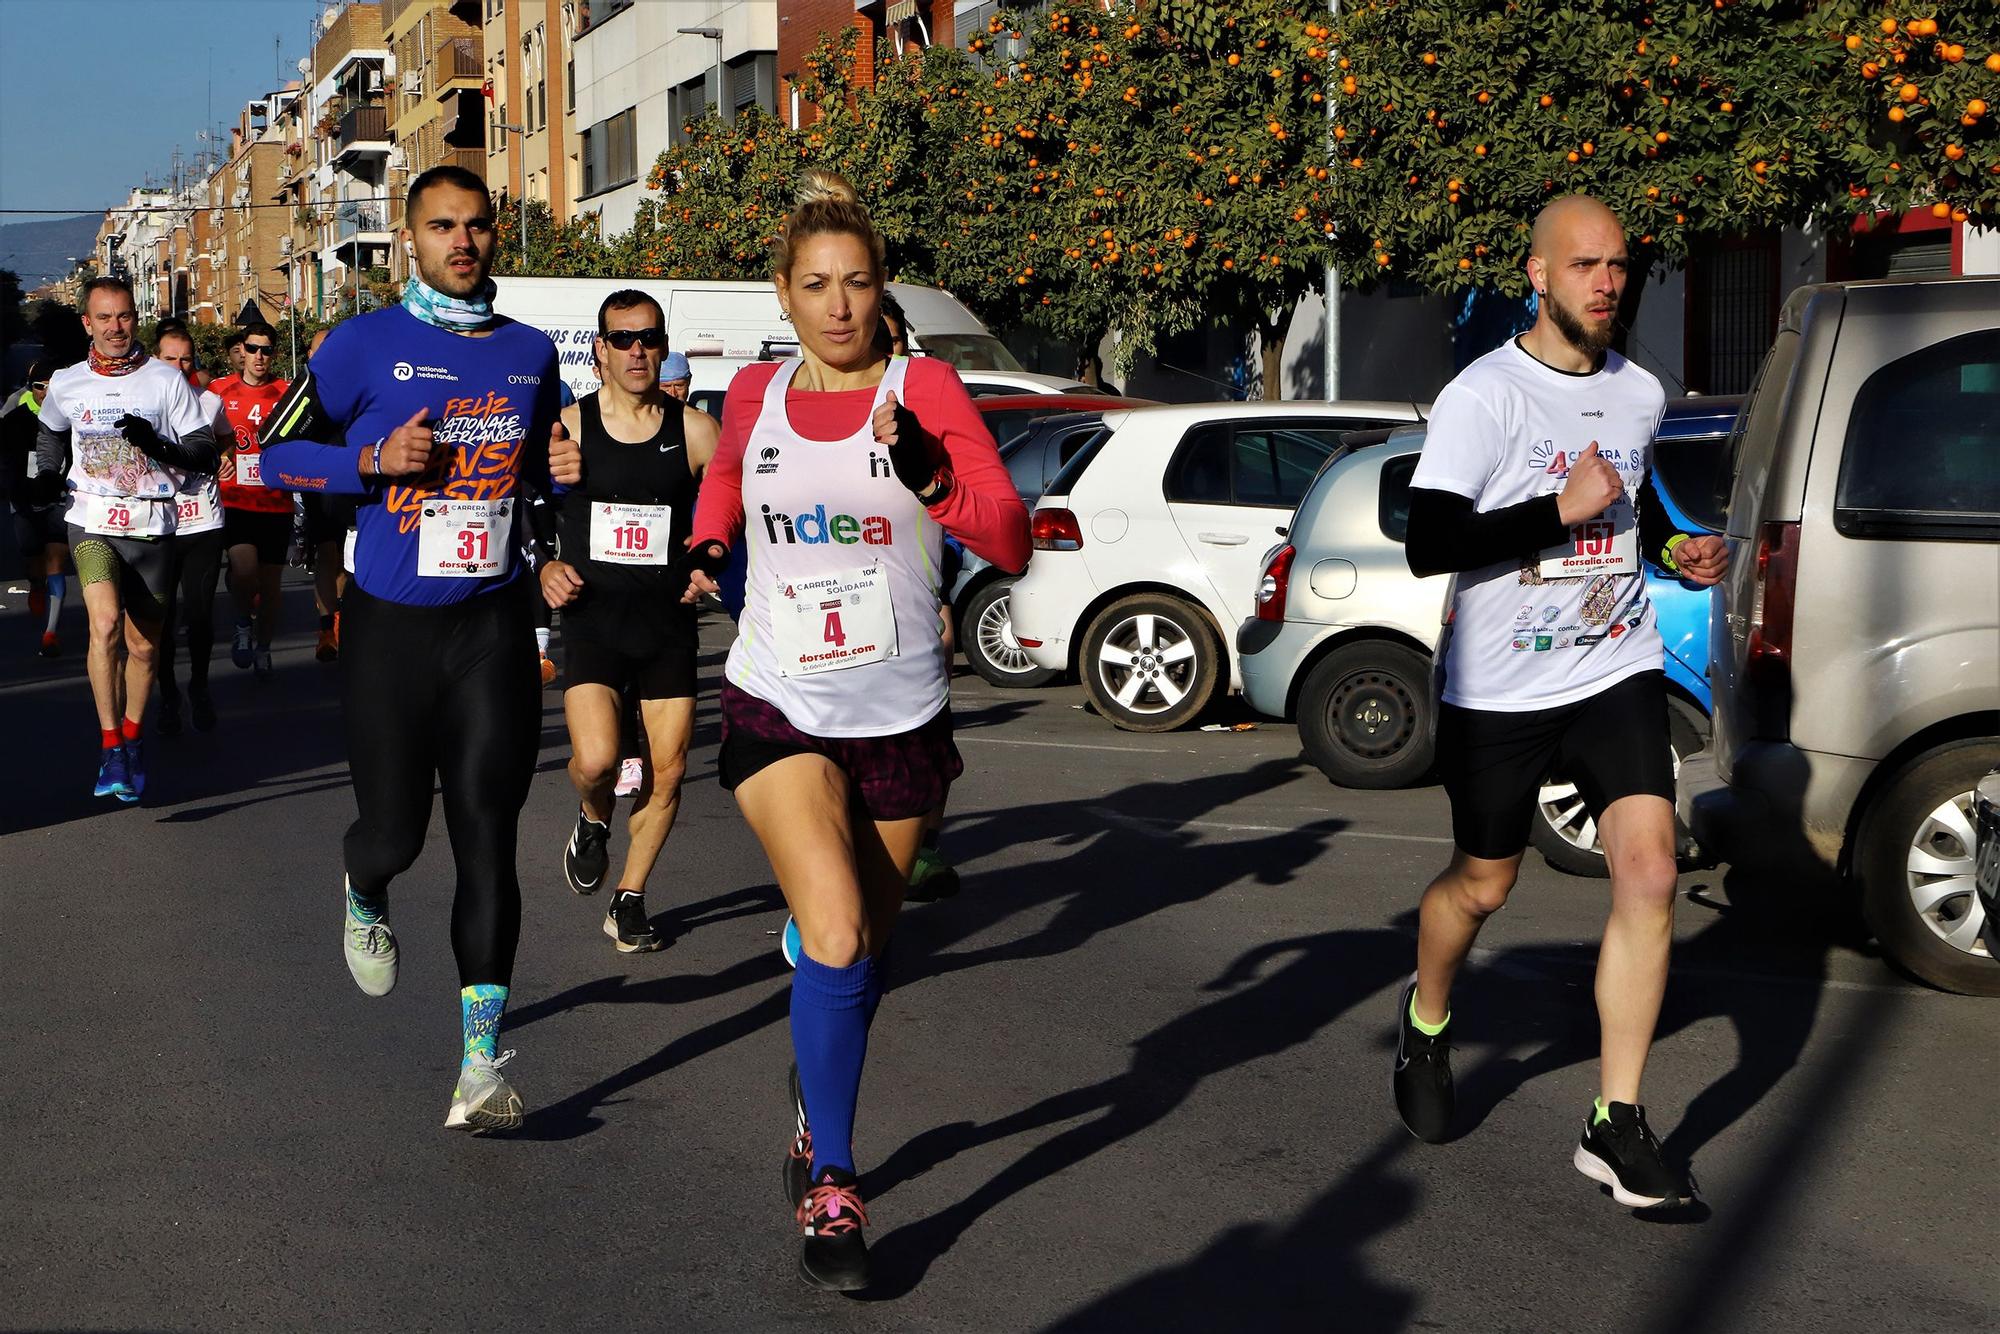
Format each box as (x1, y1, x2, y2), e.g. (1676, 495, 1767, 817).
(668, 541, 730, 601)
(115, 413, 165, 460)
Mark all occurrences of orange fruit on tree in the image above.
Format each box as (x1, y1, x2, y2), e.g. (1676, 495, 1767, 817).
(1655, 131, 1670, 143)
(1880, 17, 1897, 34)
(1987, 53, 2000, 72)
(1954, 208, 1970, 222)
(1477, 90, 1491, 104)
(1861, 61, 1879, 78)
(1539, 94, 1554, 107)
(1969, 99, 1988, 117)
(1720, 101, 1735, 112)
(1931, 202, 1952, 218)
(1566, 150, 1580, 163)
(1422, 52, 1437, 66)
(1945, 44, 1964, 62)
(1900, 82, 1920, 102)
(1376, 252, 1391, 266)
(1582, 140, 1595, 155)
(1752, 159, 1769, 175)
(1227, 53, 1240, 65)
(1475, 143, 1488, 156)
(1945, 143, 1966, 160)
(1458, 257, 1473, 270)
(1845, 34, 1863, 51)
(1889, 105, 1906, 121)
(1646, 185, 1661, 198)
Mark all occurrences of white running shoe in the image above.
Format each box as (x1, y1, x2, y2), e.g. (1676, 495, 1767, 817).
(613, 756, 644, 797)
(445, 1050, 524, 1132)
(342, 878, 398, 997)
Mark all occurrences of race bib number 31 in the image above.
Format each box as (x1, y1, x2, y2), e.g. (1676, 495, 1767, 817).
(771, 566, 897, 677)
(1537, 500, 1638, 579)
(417, 498, 513, 578)
(588, 501, 671, 565)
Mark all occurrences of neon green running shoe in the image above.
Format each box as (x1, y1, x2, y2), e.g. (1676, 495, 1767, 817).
(905, 845, 961, 903)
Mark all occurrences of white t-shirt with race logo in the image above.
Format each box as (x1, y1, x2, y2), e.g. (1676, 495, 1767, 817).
(1410, 339, 1667, 712)
(37, 358, 215, 537)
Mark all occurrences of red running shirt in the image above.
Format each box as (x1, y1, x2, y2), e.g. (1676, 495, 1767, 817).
(213, 374, 293, 513)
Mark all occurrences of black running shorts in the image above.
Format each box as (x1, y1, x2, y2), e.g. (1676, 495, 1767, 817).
(1435, 669, 1676, 861)
(67, 525, 173, 621)
(563, 628, 697, 700)
(303, 493, 356, 547)
(224, 507, 292, 564)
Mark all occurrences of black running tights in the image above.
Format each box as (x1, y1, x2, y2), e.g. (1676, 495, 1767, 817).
(159, 528, 223, 700)
(340, 580, 541, 987)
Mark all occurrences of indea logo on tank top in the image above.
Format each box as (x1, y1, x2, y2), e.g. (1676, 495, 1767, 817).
(758, 452, 899, 546)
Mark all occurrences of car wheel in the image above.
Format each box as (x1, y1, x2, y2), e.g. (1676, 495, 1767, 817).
(1296, 642, 1434, 789)
(1532, 694, 1709, 878)
(1078, 593, 1221, 732)
(1856, 740, 2000, 997)
(962, 576, 1060, 689)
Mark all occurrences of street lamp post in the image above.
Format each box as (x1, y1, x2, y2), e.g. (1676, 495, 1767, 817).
(677, 26, 725, 125)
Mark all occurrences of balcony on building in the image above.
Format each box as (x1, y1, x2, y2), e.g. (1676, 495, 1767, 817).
(335, 106, 391, 164)
(433, 36, 482, 95)
(334, 200, 389, 245)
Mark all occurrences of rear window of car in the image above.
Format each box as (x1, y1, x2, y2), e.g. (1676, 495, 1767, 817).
(1835, 327, 2000, 541)
(1043, 425, 1112, 498)
(1165, 422, 1352, 507)
(982, 408, 1042, 450)
(1378, 454, 1419, 543)
(1650, 433, 1730, 533)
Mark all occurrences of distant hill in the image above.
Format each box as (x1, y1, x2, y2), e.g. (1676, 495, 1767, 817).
(0, 214, 103, 288)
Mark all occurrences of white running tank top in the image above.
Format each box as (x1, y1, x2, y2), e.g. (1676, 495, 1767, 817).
(725, 357, 950, 737)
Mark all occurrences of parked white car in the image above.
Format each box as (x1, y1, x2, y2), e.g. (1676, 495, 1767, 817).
(957, 369, 1096, 397)
(1009, 400, 1427, 731)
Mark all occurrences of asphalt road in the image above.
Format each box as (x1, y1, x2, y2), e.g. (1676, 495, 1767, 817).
(3, 575, 1995, 1334)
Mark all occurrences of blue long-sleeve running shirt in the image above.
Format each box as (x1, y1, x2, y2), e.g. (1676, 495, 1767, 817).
(261, 305, 560, 606)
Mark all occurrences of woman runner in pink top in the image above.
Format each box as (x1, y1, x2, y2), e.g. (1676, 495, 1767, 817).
(676, 171, 1029, 1292)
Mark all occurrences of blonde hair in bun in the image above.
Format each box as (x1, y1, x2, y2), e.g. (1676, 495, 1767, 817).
(772, 169, 887, 279)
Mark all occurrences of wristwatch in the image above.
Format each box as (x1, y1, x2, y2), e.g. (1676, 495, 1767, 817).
(915, 473, 953, 507)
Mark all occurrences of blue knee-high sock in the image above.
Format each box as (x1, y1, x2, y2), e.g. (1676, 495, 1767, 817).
(863, 945, 889, 1027)
(792, 952, 876, 1179)
(44, 574, 64, 633)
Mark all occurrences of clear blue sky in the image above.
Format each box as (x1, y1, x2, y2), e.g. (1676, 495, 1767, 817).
(0, 0, 326, 220)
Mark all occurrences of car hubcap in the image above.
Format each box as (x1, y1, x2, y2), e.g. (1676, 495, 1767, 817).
(1904, 791, 1991, 958)
(1539, 733, 1692, 856)
(1095, 612, 1198, 715)
(975, 593, 1036, 675)
(1328, 670, 1414, 760)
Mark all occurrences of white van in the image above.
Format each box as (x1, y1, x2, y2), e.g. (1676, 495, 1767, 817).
(489, 276, 1079, 404)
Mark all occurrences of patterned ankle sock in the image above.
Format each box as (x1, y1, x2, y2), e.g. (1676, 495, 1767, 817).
(461, 984, 509, 1063)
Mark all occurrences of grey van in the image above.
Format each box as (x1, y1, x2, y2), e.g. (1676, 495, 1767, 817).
(1680, 275, 2000, 996)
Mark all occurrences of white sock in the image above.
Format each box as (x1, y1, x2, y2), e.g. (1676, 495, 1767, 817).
(535, 627, 551, 655)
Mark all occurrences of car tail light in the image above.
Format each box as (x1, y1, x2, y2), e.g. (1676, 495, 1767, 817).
(1745, 520, 1798, 696)
(1255, 544, 1296, 623)
(1032, 508, 1084, 552)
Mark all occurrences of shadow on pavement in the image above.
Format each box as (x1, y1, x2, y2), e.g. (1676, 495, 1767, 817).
(857, 924, 1414, 1302)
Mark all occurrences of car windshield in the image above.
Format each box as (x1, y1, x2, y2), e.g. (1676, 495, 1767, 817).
(912, 333, 1026, 372)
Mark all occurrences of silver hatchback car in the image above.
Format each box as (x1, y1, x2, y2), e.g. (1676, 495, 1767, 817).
(1681, 275, 2000, 996)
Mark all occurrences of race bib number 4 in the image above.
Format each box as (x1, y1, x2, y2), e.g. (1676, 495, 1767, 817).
(588, 501, 671, 565)
(1537, 500, 1638, 579)
(417, 498, 513, 578)
(771, 566, 897, 677)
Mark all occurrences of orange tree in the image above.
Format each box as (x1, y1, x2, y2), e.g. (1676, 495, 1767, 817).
(1325, 1, 1999, 297)
(491, 198, 614, 278)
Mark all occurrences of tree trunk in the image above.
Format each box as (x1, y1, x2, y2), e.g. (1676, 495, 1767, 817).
(1257, 307, 1290, 401)
(1075, 336, 1105, 389)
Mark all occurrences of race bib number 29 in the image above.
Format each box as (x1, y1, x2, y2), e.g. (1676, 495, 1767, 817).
(417, 498, 513, 578)
(771, 566, 897, 677)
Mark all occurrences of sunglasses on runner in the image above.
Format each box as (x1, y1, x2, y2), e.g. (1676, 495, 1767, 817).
(600, 328, 665, 350)
(243, 343, 275, 356)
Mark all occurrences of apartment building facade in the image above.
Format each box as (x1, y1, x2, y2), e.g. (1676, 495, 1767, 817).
(571, 1, 777, 235)
(479, 0, 580, 232)
(384, 0, 487, 280)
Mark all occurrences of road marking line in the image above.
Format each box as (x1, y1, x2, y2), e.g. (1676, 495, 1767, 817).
(1086, 806, 1454, 845)
(958, 736, 1177, 755)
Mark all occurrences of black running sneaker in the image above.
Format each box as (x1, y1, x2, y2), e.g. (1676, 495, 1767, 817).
(189, 687, 216, 733)
(563, 809, 610, 896)
(1392, 973, 1454, 1143)
(783, 1063, 813, 1207)
(602, 890, 664, 953)
(156, 693, 182, 737)
(797, 1165, 870, 1292)
(1574, 1102, 1693, 1208)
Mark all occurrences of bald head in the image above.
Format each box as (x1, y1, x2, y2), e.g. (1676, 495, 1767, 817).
(1530, 194, 1623, 260)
